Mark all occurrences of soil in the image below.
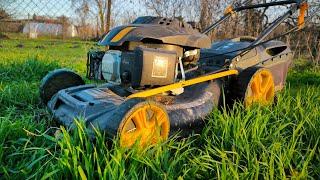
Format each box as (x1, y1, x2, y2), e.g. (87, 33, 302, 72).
(70, 45, 80, 48)
(0, 33, 9, 40)
(16, 44, 24, 48)
(35, 45, 45, 49)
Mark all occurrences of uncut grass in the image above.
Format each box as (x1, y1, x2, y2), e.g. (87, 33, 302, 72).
(1, 87, 319, 179)
(0, 39, 320, 179)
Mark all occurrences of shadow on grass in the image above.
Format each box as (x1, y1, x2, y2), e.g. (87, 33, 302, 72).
(0, 59, 60, 111)
(288, 59, 320, 87)
(287, 71, 320, 87)
(0, 59, 60, 83)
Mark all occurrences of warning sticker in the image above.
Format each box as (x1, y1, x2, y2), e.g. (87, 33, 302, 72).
(152, 56, 168, 78)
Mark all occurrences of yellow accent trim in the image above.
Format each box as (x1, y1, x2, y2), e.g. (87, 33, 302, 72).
(111, 27, 135, 43)
(128, 70, 239, 99)
(224, 5, 236, 16)
(298, 2, 308, 30)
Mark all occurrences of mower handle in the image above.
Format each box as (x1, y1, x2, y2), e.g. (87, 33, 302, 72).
(202, 0, 306, 35)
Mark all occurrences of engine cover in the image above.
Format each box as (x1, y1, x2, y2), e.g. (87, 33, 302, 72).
(97, 47, 177, 87)
(133, 47, 177, 87)
(102, 50, 122, 84)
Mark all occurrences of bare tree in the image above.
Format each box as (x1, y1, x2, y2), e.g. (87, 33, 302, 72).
(199, 0, 213, 30)
(105, 0, 112, 32)
(143, 0, 187, 18)
(0, 8, 10, 20)
(71, 0, 112, 36)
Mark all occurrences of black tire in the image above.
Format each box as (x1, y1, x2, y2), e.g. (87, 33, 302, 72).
(40, 69, 85, 105)
(229, 67, 275, 107)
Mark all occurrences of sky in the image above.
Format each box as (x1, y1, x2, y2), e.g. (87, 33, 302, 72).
(2, 0, 74, 18)
(1, 0, 312, 28)
(1, 0, 148, 26)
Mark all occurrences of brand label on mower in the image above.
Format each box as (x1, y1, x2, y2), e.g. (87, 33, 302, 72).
(152, 56, 168, 78)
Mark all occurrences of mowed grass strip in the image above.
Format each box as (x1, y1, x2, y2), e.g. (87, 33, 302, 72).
(0, 39, 319, 179)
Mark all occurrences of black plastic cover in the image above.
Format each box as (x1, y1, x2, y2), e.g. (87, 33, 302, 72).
(132, 47, 177, 87)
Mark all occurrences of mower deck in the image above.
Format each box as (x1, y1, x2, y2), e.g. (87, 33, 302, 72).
(48, 80, 222, 136)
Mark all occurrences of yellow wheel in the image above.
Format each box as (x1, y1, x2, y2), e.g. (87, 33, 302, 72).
(244, 69, 275, 107)
(230, 67, 275, 107)
(118, 100, 170, 148)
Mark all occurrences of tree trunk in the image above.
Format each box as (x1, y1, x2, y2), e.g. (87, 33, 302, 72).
(105, 0, 112, 32)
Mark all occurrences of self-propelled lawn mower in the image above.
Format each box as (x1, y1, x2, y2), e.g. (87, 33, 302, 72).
(40, 1, 308, 147)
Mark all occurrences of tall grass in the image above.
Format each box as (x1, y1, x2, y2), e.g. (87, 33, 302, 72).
(3, 87, 317, 179)
(0, 39, 319, 179)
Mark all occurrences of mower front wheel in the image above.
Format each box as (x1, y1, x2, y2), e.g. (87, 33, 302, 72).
(40, 69, 85, 105)
(111, 99, 170, 148)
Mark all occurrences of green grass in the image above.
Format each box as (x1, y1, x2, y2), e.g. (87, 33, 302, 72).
(0, 38, 319, 179)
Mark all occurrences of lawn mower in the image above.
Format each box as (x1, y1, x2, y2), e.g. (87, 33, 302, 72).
(40, 0, 308, 147)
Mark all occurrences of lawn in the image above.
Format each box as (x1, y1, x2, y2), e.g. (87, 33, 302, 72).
(0, 38, 319, 179)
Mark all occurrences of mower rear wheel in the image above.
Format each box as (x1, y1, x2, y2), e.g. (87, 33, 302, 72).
(117, 99, 170, 148)
(231, 67, 275, 107)
(40, 69, 85, 105)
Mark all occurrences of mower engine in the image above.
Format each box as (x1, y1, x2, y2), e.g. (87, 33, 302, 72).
(87, 16, 211, 89)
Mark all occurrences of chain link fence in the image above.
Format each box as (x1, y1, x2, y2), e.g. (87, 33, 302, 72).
(0, 0, 121, 40)
(0, 0, 319, 65)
